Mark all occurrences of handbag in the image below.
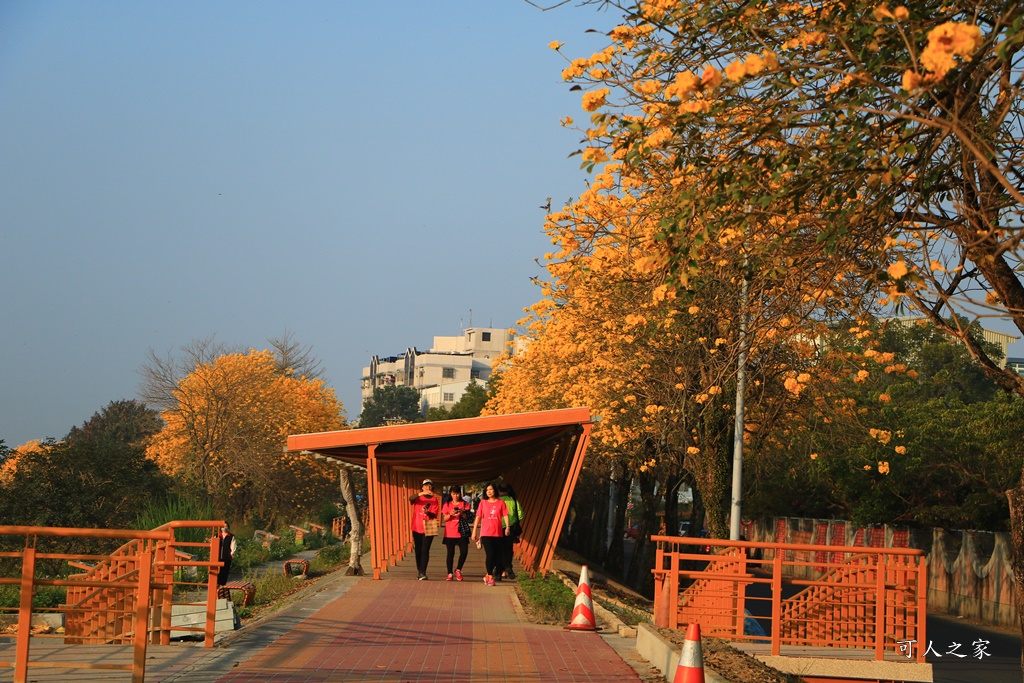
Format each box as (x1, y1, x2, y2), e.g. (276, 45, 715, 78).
(456, 504, 474, 539)
(423, 518, 440, 536)
(509, 520, 523, 539)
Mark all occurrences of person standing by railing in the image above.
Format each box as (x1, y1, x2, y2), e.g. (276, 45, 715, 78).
(217, 524, 237, 587)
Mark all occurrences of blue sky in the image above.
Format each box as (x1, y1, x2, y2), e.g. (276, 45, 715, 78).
(0, 1, 612, 446)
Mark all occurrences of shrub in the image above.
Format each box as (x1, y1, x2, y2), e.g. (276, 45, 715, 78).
(310, 543, 347, 573)
(0, 584, 67, 609)
(250, 570, 297, 606)
(232, 538, 271, 572)
(518, 574, 575, 624)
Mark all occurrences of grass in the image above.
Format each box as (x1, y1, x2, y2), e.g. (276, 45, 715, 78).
(599, 600, 651, 626)
(517, 573, 576, 624)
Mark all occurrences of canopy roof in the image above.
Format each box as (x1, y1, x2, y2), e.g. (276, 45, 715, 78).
(288, 408, 592, 482)
(287, 408, 594, 579)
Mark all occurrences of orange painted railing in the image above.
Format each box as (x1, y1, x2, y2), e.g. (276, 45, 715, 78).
(652, 536, 927, 662)
(0, 521, 225, 683)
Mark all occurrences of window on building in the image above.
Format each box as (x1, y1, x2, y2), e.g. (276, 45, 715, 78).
(443, 392, 455, 402)
(442, 367, 455, 379)
(470, 368, 481, 379)
(482, 332, 491, 341)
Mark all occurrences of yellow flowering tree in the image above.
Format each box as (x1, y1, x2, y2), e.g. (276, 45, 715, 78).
(486, 148, 828, 555)
(146, 349, 345, 524)
(553, 0, 1024, 633)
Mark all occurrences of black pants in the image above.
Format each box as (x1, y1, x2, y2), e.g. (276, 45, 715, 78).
(481, 537, 502, 578)
(443, 537, 468, 573)
(412, 531, 434, 574)
(217, 558, 232, 586)
(501, 535, 516, 573)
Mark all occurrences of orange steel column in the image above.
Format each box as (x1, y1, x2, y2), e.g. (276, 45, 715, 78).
(131, 550, 153, 683)
(366, 444, 383, 580)
(387, 467, 399, 567)
(14, 539, 36, 683)
(518, 439, 564, 573)
(378, 464, 391, 572)
(395, 470, 407, 562)
(539, 424, 592, 575)
(402, 473, 414, 554)
(531, 437, 572, 572)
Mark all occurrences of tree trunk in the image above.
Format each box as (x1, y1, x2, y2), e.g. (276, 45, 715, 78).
(338, 468, 364, 575)
(606, 465, 631, 575)
(626, 468, 659, 595)
(1006, 484, 1024, 670)
(663, 472, 683, 538)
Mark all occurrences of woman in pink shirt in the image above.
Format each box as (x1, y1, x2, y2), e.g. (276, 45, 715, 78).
(441, 485, 471, 581)
(408, 478, 440, 580)
(471, 482, 509, 586)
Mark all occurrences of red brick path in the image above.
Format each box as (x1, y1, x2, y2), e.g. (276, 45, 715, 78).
(214, 556, 641, 682)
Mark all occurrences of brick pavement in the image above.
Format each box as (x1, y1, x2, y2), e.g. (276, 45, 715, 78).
(0, 539, 647, 683)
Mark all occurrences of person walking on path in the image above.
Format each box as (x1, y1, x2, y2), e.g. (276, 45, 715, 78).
(497, 482, 524, 580)
(216, 524, 237, 587)
(408, 478, 440, 580)
(441, 485, 471, 581)
(471, 482, 509, 586)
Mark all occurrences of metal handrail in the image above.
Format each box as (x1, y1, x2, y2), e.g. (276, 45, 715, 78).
(0, 521, 224, 683)
(652, 535, 927, 662)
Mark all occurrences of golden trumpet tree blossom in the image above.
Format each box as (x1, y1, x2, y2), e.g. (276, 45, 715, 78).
(146, 349, 345, 524)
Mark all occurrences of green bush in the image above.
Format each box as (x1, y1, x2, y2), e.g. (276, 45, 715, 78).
(268, 531, 299, 560)
(310, 543, 347, 573)
(250, 570, 297, 606)
(0, 584, 67, 609)
(232, 538, 271, 572)
(518, 574, 576, 624)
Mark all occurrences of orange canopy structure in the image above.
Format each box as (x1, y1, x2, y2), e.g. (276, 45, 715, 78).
(286, 408, 594, 579)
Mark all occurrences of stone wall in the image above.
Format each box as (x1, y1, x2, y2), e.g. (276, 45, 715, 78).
(743, 517, 1017, 629)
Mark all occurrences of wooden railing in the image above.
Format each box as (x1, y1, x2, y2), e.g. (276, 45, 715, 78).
(652, 536, 927, 662)
(0, 521, 224, 683)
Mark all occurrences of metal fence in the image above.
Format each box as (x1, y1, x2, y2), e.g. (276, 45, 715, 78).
(651, 535, 927, 662)
(0, 521, 224, 683)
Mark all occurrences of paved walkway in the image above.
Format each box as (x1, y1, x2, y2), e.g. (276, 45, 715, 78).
(0, 540, 651, 683)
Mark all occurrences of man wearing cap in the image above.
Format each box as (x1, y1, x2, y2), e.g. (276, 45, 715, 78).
(408, 479, 440, 580)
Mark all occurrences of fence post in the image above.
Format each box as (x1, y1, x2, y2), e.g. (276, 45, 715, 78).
(132, 551, 153, 683)
(14, 540, 37, 683)
(771, 543, 782, 656)
(206, 533, 221, 648)
(916, 554, 927, 662)
(875, 553, 886, 659)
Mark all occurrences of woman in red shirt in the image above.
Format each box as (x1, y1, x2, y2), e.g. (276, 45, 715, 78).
(408, 478, 440, 580)
(471, 482, 509, 586)
(441, 485, 470, 581)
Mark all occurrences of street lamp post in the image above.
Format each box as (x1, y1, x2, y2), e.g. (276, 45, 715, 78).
(729, 259, 751, 541)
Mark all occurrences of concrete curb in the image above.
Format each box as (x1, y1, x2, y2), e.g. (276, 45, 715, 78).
(636, 623, 731, 683)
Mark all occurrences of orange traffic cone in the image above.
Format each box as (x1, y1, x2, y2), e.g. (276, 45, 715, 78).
(672, 622, 705, 683)
(565, 565, 597, 631)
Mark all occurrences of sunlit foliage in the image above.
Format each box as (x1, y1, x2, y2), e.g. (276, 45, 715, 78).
(146, 349, 345, 525)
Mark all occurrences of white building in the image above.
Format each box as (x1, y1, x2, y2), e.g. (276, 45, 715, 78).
(361, 327, 512, 413)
